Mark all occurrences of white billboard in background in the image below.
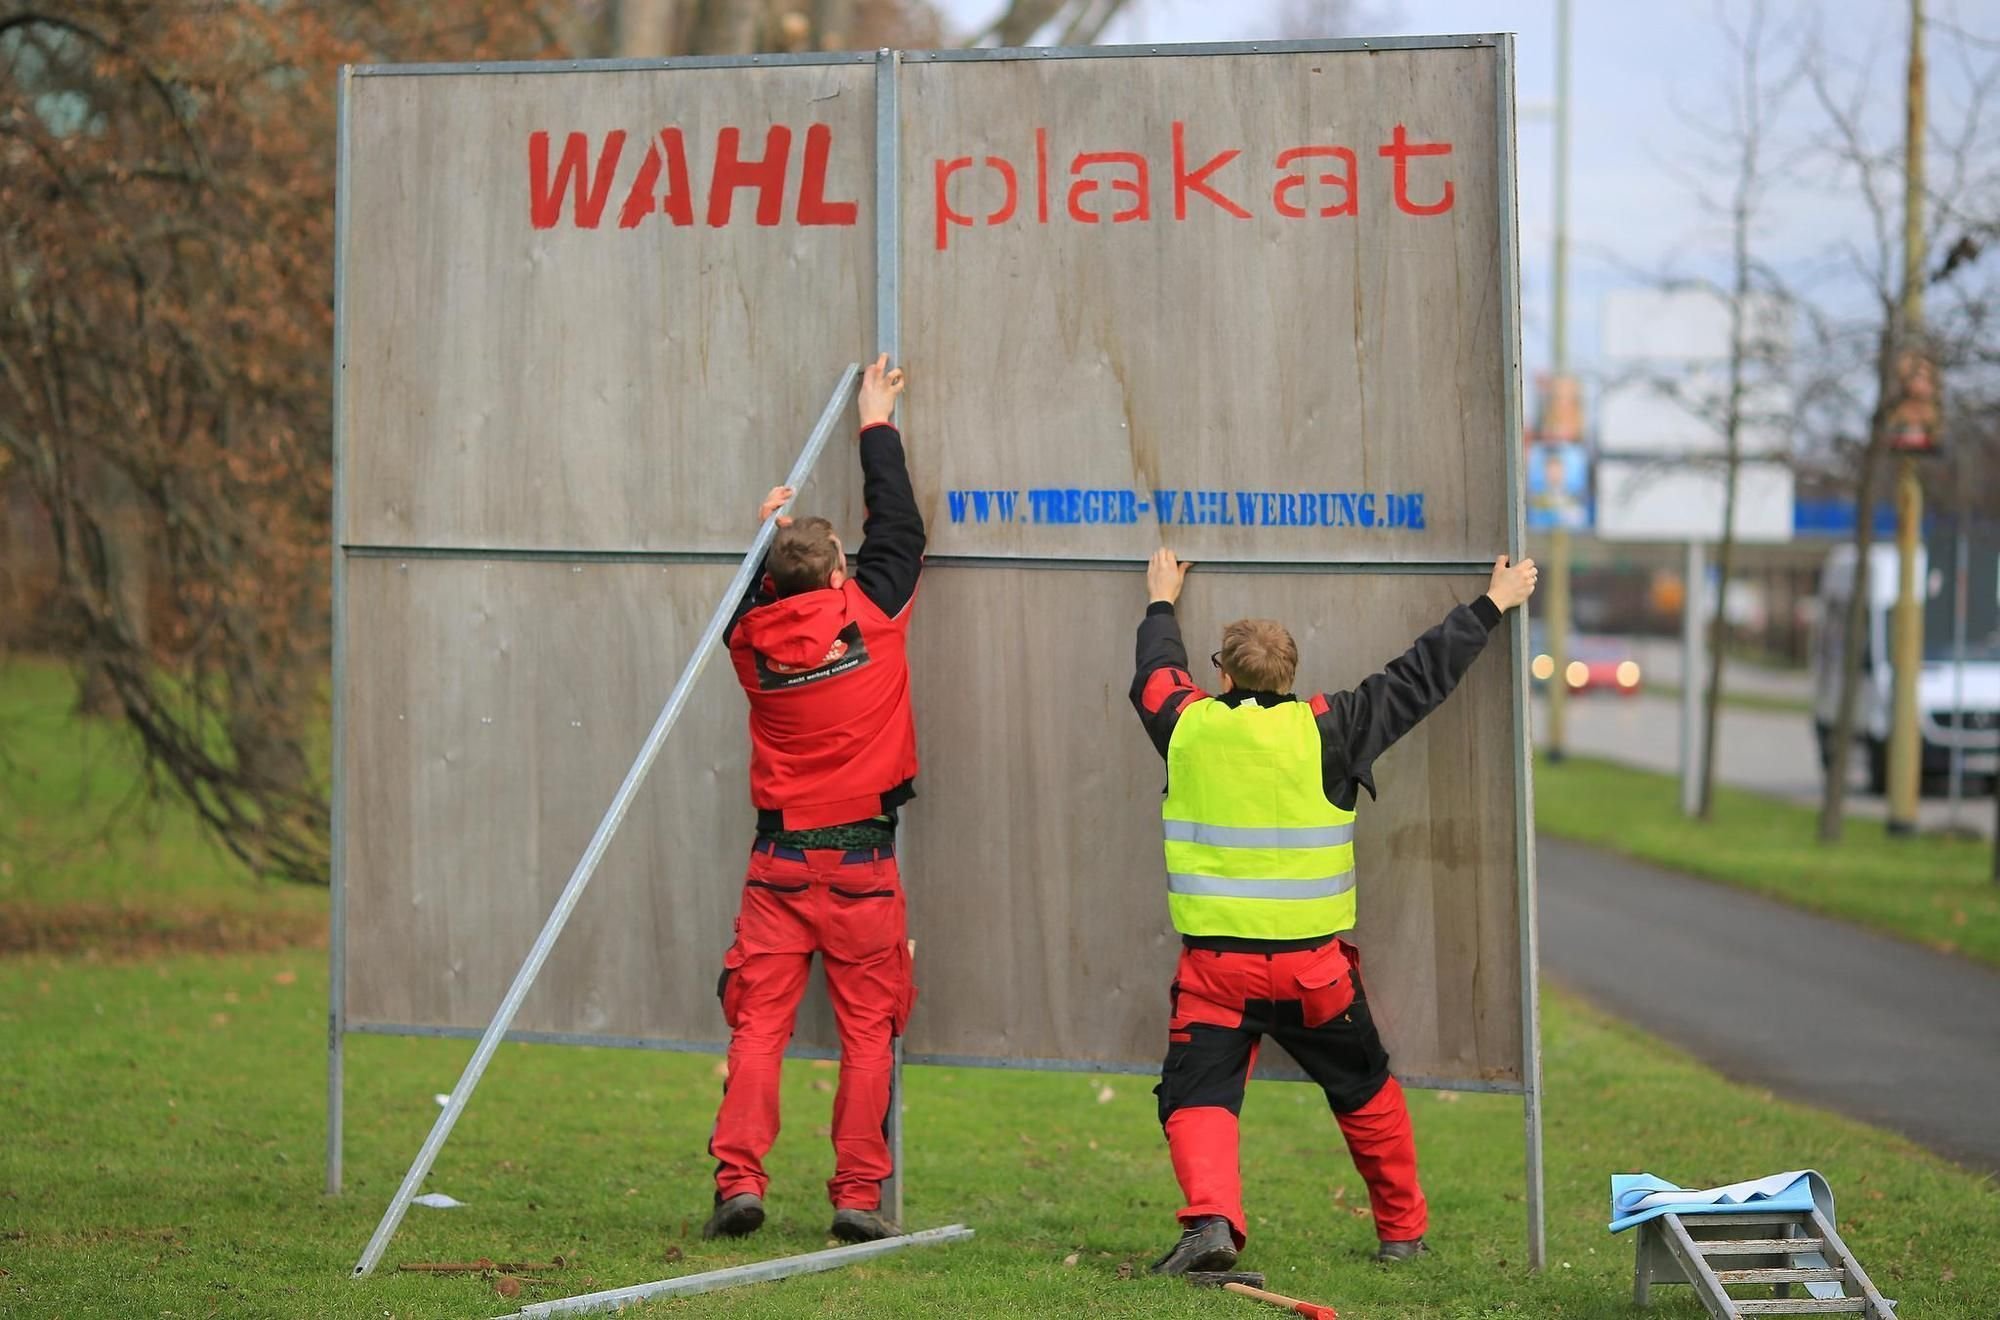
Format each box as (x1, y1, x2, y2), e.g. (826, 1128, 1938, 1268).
(1595, 458, 1794, 543)
(1597, 285, 1795, 544)
(1601, 287, 1792, 363)
(1598, 371, 1792, 457)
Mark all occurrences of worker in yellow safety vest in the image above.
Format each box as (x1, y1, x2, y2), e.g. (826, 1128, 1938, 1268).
(1129, 547, 1537, 1275)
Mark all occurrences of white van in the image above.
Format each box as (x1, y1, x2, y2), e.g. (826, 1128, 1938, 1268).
(1812, 541, 2000, 793)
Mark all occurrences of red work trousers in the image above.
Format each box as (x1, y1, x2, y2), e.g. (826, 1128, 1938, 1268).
(1155, 939, 1426, 1248)
(708, 842, 915, 1211)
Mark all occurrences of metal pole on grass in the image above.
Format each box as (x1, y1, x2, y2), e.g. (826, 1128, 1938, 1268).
(873, 45, 908, 1231)
(1886, 0, 1928, 836)
(350, 364, 862, 1279)
(326, 63, 355, 1201)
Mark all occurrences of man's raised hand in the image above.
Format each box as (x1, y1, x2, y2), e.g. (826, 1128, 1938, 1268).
(1486, 554, 1539, 611)
(757, 486, 795, 528)
(1148, 547, 1192, 606)
(859, 352, 906, 428)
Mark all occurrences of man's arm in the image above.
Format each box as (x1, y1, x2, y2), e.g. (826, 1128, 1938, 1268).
(1313, 554, 1537, 804)
(728, 486, 792, 639)
(849, 354, 925, 619)
(1129, 548, 1208, 758)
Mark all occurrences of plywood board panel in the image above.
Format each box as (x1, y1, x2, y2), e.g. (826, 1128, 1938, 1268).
(343, 557, 1521, 1087)
(341, 556, 839, 1050)
(341, 65, 876, 552)
(899, 566, 1523, 1085)
(335, 46, 1525, 1093)
(900, 48, 1506, 562)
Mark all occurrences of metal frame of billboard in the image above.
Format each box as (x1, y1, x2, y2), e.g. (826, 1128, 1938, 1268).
(328, 34, 1543, 1283)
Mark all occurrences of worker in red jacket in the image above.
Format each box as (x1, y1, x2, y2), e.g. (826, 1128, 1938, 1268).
(1131, 547, 1537, 1274)
(705, 355, 922, 1246)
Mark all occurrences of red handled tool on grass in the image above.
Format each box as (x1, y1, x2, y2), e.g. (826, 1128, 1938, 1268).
(1187, 1271, 1337, 1319)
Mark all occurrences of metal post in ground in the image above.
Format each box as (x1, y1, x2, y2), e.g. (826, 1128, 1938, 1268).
(349, 364, 862, 1279)
(1886, 0, 1928, 836)
(872, 45, 907, 1233)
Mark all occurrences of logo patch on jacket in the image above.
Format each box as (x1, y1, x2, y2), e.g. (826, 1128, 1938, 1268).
(754, 622, 872, 690)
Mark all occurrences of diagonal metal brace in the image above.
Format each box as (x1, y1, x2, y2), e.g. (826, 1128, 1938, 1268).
(350, 364, 863, 1278)
(500, 1224, 975, 1317)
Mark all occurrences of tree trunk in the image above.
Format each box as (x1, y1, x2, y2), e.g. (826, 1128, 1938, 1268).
(986, 0, 1067, 45)
(689, 0, 763, 54)
(1058, 0, 1124, 44)
(614, 0, 684, 56)
(1698, 467, 1738, 818)
(1699, 167, 1756, 818)
(814, 0, 859, 48)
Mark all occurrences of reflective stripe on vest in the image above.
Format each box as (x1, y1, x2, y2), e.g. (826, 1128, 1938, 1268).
(1166, 872, 1356, 900)
(1162, 697, 1358, 940)
(1161, 821, 1356, 849)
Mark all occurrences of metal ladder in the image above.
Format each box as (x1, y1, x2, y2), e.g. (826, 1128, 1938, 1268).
(1632, 1209, 1897, 1317)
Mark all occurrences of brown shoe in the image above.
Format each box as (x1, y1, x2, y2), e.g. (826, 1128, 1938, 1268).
(701, 1192, 766, 1240)
(829, 1207, 900, 1243)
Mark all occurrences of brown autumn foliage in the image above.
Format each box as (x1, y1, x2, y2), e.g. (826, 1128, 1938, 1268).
(0, 2, 566, 885)
(0, 0, 982, 887)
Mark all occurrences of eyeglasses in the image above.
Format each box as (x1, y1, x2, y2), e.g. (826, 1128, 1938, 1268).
(1211, 651, 1223, 670)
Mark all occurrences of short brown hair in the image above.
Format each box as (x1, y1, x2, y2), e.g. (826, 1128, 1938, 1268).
(1219, 618, 1298, 692)
(768, 517, 840, 596)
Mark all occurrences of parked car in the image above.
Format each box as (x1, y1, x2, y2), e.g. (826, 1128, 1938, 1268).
(1529, 625, 1643, 696)
(1811, 541, 2000, 794)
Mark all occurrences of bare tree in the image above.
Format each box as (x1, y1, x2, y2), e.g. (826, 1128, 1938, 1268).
(1805, 8, 2000, 840)
(968, 0, 1128, 46)
(0, 2, 566, 885)
(0, 0, 957, 888)
(1645, 1, 1808, 820)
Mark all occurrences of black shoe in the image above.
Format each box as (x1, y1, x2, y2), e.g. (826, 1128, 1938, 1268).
(701, 1192, 766, 1240)
(1149, 1215, 1238, 1276)
(829, 1207, 900, 1243)
(1375, 1237, 1429, 1263)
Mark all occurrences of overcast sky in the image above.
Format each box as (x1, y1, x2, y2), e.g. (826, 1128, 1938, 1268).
(930, 0, 1999, 385)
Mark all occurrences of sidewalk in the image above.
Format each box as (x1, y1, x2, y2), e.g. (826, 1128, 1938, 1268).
(1539, 834, 2000, 1177)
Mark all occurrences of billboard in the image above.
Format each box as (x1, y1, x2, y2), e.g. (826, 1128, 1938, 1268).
(332, 40, 1532, 1104)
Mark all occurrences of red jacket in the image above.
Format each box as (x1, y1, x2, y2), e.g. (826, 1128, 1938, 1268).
(727, 424, 924, 831)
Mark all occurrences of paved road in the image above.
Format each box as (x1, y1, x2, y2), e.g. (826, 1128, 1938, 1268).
(1620, 637, 1814, 704)
(1540, 835, 2000, 1177)
(1538, 690, 1999, 839)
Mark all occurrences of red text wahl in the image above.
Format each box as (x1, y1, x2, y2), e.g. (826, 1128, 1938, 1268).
(529, 124, 858, 230)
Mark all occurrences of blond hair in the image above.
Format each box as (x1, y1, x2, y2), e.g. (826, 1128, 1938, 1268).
(768, 517, 840, 595)
(1219, 618, 1298, 693)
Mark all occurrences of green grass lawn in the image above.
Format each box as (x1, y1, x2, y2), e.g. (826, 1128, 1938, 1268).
(2, 950, 1995, 1319)
(1536, 755, 2000, 969)
(2, 656, 1995, 1315)
(0, 658, 323, 953)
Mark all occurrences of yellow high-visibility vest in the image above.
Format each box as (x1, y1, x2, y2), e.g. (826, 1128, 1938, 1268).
(1162, 698, 1357, 940)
